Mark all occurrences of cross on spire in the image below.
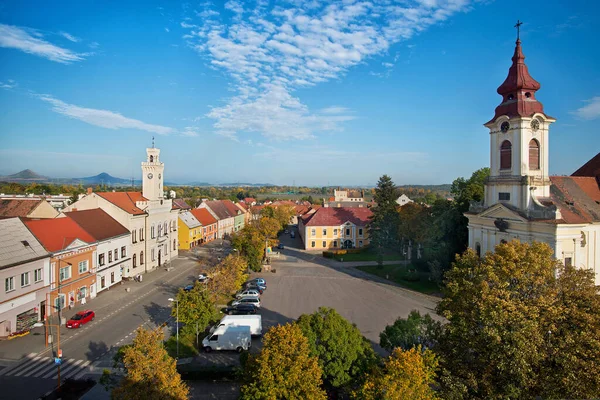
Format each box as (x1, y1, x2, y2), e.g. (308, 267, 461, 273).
(514, 20, 523, 40)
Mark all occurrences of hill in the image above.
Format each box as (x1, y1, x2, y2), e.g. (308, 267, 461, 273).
(0, 169, 49, 182)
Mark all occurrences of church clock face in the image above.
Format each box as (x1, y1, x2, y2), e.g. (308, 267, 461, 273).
(147, 173, 153, 179)
(501, 122, 510, 133)
(530, 119, 540, 132)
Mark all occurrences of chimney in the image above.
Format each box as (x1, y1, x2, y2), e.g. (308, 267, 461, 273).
(87, 187, 93, 195)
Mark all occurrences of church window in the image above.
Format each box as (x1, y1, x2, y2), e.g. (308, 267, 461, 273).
(150, 155, 153, 162)
(525, 92, 531, 98)
(529, 139, 540, 170)
(500, 141, 512, 170)
(564, 257, 572, 267)
(499, 192, 510, 201)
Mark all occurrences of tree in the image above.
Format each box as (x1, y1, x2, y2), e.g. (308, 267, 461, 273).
(205, 254, 248, 301)
(379, 310, 442, 352)
(307, 195, 314, 204)
(296, 307, 377, 390)
(172, 282, 220, 337)
(112, 328, 189, 400)
(437, 240, 600, 399)
(450, 167, 489, 213)
(240, 323, 326, 400)
(232, 217, 280, 271)
(369, 175, 400, 265)
(355, 346, 438, 400)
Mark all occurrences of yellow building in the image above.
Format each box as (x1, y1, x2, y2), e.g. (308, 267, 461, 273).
(178, 211, 203, 250)
(298, 207, 373, 251)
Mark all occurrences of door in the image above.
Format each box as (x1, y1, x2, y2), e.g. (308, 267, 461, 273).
(40, 300, 46, 321)
(101, 276, 106, 289)
(158, 250, 162, 267)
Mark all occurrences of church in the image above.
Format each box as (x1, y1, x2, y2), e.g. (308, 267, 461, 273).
(466, 32, 600, 286)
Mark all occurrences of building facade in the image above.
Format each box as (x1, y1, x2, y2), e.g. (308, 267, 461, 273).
(299, 207, 372, 250)
(466, 36, 600, 286)
(0, 218, 51, 337)
(190, 208, 218, 244)
(178, 211, 202, 250)
(0, 198, 59, 219)
(198, 201, 235, 239)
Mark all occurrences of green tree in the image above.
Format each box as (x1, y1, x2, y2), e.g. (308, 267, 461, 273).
(380, 310, 442, 352)
(297, 307, 377, 390)
(112, 328, 188, 400)
(241, 323, 326, 400)
(307, 195, 314, 204)
(437, 240, 600, 399)
(172, 282, 219, 337)
(369, 175, 400, 265)
(355, 346, 438, 400)
(450, 167, 489, 213)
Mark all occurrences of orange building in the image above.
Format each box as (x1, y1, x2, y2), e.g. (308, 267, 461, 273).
(190, 208, 218, 244)
(24, 218, 98, 318)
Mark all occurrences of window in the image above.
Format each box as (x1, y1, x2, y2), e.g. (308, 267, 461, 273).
(60, 265, 71, 281)
(358, 228, 363, 237)
(114, 249, 118, 260)
(78, 260, 89, 274)
(333, 229, 338, 236)
(359, 240, 363, 247)
(333, 241, 337, 247)
(311, 228, 316, 237)
(500, 140, 512, 169)
(121, 246, 126, 257)
(158, 224, 163, 237)
(476, 242, 481, 257)
(140, 228, 144, 241)
(322, 241, 326, 247)
(132, 230, 137, 243)
(499, 192, 511, 201)
(151, 249, 155, 261)
(21, 272, 30, 287)
(78, 286, 87, 300)
(529, 139, 540, 170)
(311, 241, 316, 248)
(108, 252, 113, 263)
(111, 272, 115, 284)
(34, 268, 43, 283)
(173, 239, 176, 250)
(5, 276, 15, 292)
(209, 335, 218, 341)
(55, 294, 65, 311)
(133, 254, 137, 268)
(564, 257, 572, 267)
(151, 225, 155, 239)
(164, 222, 168, 234)
(322, 229, 327, 236)
(140, 251, 144, 264)
(346, 228, 350, 236)
(99, 253, 105, 266)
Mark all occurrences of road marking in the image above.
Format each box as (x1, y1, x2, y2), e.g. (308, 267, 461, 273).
(49, 359, 84, 379)
(12, 356, 43, 377)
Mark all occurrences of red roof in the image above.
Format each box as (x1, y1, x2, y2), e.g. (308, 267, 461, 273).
(302, 207, 373, 226)
(548, 176, 600, 224)
(65, 209, 129, 240)
(243, 197, 256, 204)
(572, 152, 600, 179)
(223, 200, 242, 216)
(236, 202, 249, 211)
(0, 199, 44, 218)
(97, 192, 147, 215)
(171, 198, 191, 210)
(190, 208, 217, 226)
(25, 217, 96, 252)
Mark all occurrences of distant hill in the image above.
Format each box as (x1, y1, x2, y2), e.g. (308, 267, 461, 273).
(76, 172, 134, 186)
(216, 182, 275, 187)
(0, 169, 49, 182)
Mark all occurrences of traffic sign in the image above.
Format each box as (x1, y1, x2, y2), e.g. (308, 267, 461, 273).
(58, 349, 63, 358)
(54, 357, 62, 365)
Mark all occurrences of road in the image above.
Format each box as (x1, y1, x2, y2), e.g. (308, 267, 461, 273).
(0, 252, 208, 400)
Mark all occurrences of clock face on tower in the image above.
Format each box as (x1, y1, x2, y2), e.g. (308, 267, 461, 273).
(501, 122, 510, 133)
(531, 119, 540, 132)
(147, 173, 153, 179)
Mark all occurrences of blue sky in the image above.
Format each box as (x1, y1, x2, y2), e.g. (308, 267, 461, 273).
(0, 0, 598, 186)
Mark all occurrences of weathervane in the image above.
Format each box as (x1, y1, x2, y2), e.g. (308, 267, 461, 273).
(152, 136, 155, 148)
(514, 20, 523, 40)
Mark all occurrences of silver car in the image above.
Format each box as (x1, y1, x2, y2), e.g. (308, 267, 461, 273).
(236, 289, 261, 299)
(232, 296, 261, 308)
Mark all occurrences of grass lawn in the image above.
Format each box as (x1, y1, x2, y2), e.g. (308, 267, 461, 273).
(356, 264, 440, 295)
(333, 249, 403, 262)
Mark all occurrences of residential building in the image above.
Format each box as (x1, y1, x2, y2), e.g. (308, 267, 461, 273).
(172, 198, 191, 212)
(64, 209, 131, 293)
(396, 194, 414, 206)
(178, 211, 202, 250)
(298, 207, 373, 250)
(334, 189, 364, 203)
(0, 198, 59, 219)
(0, 218, 51, 337)
(224, 200, 245, 232)
(24, 218, 98, 315)
(0, 194, 72, 212)
(235, 202, 252, 225)
(63, 144, 179, 276)
(198, 200, 235, 239)
(466, 36, 600, 285)
(243, 197, 257, 206)
(190, 208, 218, 244)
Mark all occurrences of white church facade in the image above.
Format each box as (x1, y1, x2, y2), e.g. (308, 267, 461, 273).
(466, 36, 600, 285)
(64, 144, 179, 277)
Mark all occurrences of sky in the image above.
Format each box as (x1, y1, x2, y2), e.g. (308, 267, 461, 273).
(0, 0, 598, 186)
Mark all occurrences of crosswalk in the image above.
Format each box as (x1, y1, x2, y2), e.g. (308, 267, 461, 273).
(0, 354, 98, 380)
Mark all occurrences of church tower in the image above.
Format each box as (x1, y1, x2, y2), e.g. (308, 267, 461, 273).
(141, 139, 165, 201)
(483, 26, 555, 213)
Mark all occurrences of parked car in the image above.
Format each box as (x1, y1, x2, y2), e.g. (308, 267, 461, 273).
(66, 310, 95, 329)
(202, 325, 251, 353)
(210, 315, 262, 336)
(290, 231, 295, 238)
(247, 278, 267, 287)
(236, 289, 261, 298)
(198, 274, 209, 283)
(183, 284, 194, 292)
(232, 296, 261, 308)
(277, 243, 284, 250)
(284, 229, 289, 234)
(225, 304, 257, 315)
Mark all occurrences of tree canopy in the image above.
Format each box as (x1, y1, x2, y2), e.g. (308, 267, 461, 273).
(379, 310, 442, 352)
(241, 323, 326, 400)
(172, 282, 220, 337)
(369, 175, 400, 264)
(112, 328, 188, 400)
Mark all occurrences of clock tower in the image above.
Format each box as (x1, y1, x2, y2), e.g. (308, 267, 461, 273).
(482, 34, 555, 212)
(142, 141, 165, 201)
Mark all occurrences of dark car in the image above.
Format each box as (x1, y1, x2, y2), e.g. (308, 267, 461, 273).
(277, 243, 284, 250)
(225, 304, 257, 315)
(183, 284, 194, 292)
(66, 310, 95, 329)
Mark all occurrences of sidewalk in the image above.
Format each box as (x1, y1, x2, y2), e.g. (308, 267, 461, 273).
(0, 256, 198, 363)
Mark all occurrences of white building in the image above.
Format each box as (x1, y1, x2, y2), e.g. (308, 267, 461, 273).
(396, 194, 414, 206)
(63, 144, 179, 277)
(466, 36, 600, 285)
(334, 188, 364, 202)
(0, 218, 51, 337)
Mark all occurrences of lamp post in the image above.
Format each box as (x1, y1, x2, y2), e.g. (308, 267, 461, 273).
(167, 298, 179, 358)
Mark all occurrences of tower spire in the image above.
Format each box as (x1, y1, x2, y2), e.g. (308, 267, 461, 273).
(514, 19, 523, 41)
(152, 136, 155, 148)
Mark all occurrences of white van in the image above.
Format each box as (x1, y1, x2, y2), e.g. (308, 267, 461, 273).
(202, 325, 251, 353)
(210, 315, 262, 336)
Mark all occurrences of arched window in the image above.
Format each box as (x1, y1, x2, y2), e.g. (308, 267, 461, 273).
(140, 251, 144, 265)
(133, 254, 137, 268)
(529, 139, 540, 170)
(475, 242, 481, 257)
(500, 140, 512, 170)
(173, 239, 176, 250)
(150, 155, 154, 162)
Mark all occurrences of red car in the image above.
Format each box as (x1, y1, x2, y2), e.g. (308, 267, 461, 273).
(66, 310, 95, 329)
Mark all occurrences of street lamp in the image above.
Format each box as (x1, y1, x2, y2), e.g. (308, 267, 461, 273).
(167, 298, 179, 358)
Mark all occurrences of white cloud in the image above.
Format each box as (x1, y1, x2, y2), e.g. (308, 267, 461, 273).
(37, 94, 175, 135)
(572, 97, 600, 120)
(181, 127, 200, 137)
(182, 0, 473, 140)
(165, 27, 170, 33)
(0, 24, 86, 63)
(59, 31, 80, 42)
(0, 79, 17, 89)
